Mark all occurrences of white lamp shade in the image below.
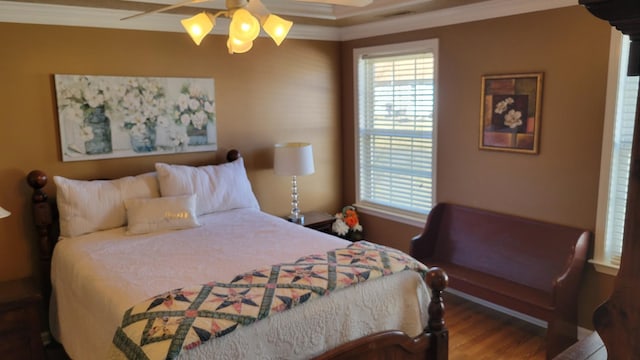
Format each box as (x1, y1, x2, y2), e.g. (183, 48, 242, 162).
(246, 0, 292, 46)
(274, 142, 315, 176)
(227, 36, 253, 54)
(229, 8, 260, 43)
(180, 12, 216, 46)
(0, 206, 10, 219)
(262, 14, 292, 46)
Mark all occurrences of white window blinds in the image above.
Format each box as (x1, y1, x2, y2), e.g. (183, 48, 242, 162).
(355, 40, 437, 220)
(605, 35, 639, 266)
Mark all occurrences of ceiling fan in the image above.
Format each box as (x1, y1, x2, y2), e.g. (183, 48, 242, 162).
(121, 0, 373, 54)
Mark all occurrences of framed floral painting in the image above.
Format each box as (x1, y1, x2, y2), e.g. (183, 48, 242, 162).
(479, 73, 543, 154)
(54, 74, 217, 162)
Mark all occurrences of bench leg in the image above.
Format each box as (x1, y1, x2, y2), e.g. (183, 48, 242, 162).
(546, 318, 578, 359)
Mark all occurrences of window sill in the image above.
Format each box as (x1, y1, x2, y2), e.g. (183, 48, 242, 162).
(589, 258, 619, 276)
(354, 202, 427, 228)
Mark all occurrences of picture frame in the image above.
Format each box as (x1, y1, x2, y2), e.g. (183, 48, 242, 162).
(479, 73, 543, 154)
(54, 74, 217, 162)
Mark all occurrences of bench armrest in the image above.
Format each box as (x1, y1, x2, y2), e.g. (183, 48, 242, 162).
(552, 231, 591, 305)
(410, 203, 447, 260)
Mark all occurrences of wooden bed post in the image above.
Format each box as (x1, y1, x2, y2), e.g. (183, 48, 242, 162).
(426, 267, 449, 360)
(312, 267, 449, 360)
(226, 149, 241, 162)
(579, 1, 640, 358)
(26, 170, 56, 304)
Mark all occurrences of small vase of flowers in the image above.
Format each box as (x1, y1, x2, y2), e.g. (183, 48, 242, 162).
(332, 206, 363, 241)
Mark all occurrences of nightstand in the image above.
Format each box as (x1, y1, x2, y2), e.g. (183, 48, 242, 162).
(291, 211, 335, 234)
(0, 278, 45, 360)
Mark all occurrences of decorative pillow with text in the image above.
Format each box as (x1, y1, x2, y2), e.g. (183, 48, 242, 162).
(125, 194, 200, 235)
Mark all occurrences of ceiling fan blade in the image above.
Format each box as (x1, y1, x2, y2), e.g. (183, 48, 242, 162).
(294, 0, 373, 7)
(121, 0, 210, 21)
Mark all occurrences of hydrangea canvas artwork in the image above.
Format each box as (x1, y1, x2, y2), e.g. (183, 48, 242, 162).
(54, 74, 217, 161)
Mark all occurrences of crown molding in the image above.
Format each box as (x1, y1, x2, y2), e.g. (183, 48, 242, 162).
(0, 0, 578, 42)
(339, 0, 578, 41)
(119, 0, 339, 20)
(332, 0, 428, 20)
(0, 1, 341, 40)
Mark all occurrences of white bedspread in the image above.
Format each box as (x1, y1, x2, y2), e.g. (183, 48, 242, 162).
(50, 208, 430, 359)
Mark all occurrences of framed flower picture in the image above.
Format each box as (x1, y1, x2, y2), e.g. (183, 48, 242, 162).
(479, 73, 543, 154)
(54, 74, 217, 162)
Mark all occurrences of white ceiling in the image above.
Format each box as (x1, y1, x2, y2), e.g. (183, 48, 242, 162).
(114, 0, 492, 23)
(0, 0, 577, 41)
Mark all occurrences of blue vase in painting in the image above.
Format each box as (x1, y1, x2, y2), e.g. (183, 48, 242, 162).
(187, 123, 208, 145)
(84, 105, 112, 155)
(130, 124, 157, 153)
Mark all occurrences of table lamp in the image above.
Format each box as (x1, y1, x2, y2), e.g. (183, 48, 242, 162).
(274, 142, 315, 223)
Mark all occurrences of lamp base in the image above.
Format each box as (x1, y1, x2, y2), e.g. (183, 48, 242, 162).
(287, 214, 305, 224)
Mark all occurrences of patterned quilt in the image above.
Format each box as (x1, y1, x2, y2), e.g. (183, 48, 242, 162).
(111, 241, 428, 360)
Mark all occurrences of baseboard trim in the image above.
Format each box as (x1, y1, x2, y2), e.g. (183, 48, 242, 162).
(445, 288, 591, 340)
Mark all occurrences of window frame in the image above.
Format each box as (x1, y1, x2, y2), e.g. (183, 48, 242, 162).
(593, 29, 637, 276)
(353, 39, 439, 227)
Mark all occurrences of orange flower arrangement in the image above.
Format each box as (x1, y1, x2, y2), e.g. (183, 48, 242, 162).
(332, 206, 363, 241)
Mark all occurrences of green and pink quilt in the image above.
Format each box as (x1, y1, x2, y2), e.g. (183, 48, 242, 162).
(111, 241, 428, 360)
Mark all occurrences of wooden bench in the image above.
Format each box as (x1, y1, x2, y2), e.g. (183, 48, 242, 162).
(410, 203, 590, 359)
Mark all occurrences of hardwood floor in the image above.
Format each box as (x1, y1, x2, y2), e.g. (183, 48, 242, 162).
(45, 293, 547, 360)
(445, 292, 547, 360)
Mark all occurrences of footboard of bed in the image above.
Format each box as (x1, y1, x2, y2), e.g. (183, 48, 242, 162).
(314, 267, 448, 360)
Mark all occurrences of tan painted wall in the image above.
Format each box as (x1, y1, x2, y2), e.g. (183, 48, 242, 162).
(0, 22, 342, 282)
(340, 6, 615, 329)
(0, 5, 619, 330)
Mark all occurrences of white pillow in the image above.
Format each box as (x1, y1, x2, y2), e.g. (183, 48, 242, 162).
(124, 194, 200, 235)
(54, 172, 160, 237)
(155, 158, 260, 216)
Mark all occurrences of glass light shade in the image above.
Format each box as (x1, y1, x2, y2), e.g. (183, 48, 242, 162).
(227, 36, 253, 54)
(229, 9, 260, 43)
(0, 206, 10, 219)
(180, 12, 215, 46)
(274, 142, 315, 176)
(262, 14, 292, 46)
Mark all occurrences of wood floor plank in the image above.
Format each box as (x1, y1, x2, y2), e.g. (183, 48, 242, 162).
(445, 293, 547, 360)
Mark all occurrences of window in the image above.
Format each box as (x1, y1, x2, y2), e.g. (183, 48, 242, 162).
(354, 39, 438, 226)
(594, 31, 639, 275)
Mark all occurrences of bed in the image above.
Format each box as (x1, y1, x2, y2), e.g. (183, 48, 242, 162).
(26, 149, 448, 360)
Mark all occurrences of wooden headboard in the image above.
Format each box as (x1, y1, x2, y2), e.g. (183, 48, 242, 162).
(580, 1, 640, 358)
(25, 149, 241, 304)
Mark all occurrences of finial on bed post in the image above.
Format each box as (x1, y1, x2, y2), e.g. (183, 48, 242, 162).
(426, 267, 447, 331)
(226, 149, 241, 162)
(27, 170, 54, 301)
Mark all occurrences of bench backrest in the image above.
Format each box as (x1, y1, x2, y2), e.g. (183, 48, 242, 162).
(425, 203, 590, 293)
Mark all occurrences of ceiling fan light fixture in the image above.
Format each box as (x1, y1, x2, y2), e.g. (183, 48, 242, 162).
(181, 12, 216, 46)
(262, 14, 293, 46)
(229, 8, 260, 43)
(127, 0, 295, 53)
